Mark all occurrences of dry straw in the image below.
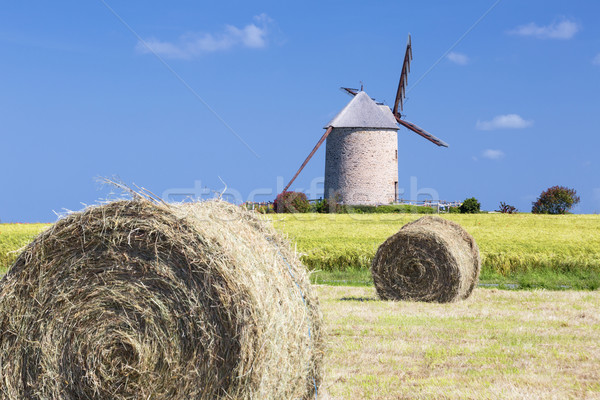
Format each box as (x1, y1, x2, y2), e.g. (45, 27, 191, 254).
(371, 216, 480, 303)
(0, 198, 323, 399)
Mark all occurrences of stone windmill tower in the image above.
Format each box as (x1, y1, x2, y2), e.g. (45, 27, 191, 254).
(322, 91, 399, 205)
(282, 35, 448, 206)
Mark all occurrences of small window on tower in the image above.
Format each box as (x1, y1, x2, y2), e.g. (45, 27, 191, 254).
(395, 150, 398, 160)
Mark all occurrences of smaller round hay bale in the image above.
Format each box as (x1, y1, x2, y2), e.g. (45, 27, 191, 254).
(371, 216, 480, 303)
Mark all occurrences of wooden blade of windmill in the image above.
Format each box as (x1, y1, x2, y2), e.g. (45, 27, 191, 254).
(281, 126, 334, 193)
(392, 34, 412, 117)
(340, 87, 359, 96)
(395, 116, 449, 147)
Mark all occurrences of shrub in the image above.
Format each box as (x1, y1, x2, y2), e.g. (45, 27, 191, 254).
(346, 205, 373, 214)
(374, 205, 402, 214)
(274, 191, 310, 213)
(416, 205, 436, 214)
(459, 197, 480, 214)
(394, 205, 435, 214)
(374, 205, 398, 213)
(324, 193, 348, 214)
(255, 204, 273, 214)
(498, 202, 518, 214)
(313, 200, 437, 214)
(312, 198, 329, 213)
(344, 205, 436, 214)
(532, 186, 580, 214)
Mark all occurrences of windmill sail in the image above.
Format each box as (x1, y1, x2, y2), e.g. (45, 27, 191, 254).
(395, 116, 448, 147)
(340, 87, 359, 96)
(391, 34, 449, 148)
(393, 34, 412, 116)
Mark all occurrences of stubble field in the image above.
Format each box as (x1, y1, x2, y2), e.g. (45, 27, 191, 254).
(318, 286, 600, 399)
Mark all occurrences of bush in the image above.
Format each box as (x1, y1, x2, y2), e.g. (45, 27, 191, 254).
(345, 205, 372, 214)
(373, 205, 401, 214)
(385, 205, 434, 214)
(255, 204, 273, 214)
(343, 205, 435, 214)
(532, 186, 580, 215)
(312, 199, 437, 214)
(323, 193, 348, 214)
(498, 202, 518, 214)
(312, 198, 329, 213)
(274, 191, 310, 213)
(459, 197, 480, 214)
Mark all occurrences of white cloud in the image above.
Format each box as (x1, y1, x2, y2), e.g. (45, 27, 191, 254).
(476, 114, 533, 131)
(447, 51, 469, 65)
(136, 14, 272, 59)
(508, 18, 580, 39)
(593, 53, 600, 66)
(482, 149, 505, 160)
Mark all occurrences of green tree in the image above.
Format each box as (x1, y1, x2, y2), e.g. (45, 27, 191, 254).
(459, 197, 480, 214)
(532, 186, 580, 214)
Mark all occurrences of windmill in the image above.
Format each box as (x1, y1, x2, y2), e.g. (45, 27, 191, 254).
(281, 34, 448, 205)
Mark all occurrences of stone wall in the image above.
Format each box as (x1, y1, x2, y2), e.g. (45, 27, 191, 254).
(324, 127, 398, 205)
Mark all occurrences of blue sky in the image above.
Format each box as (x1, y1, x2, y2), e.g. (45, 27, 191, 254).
(1, 0, 599, 222)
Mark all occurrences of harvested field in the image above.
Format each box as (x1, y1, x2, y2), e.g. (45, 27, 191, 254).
(317, 286, 600, 399)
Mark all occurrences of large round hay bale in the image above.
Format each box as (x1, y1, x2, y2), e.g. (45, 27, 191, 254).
(0, 199, 323, 399)
(371, 216, 480, 303)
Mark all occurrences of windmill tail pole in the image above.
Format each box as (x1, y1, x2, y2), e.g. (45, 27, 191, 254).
(281, 126, 333, 194)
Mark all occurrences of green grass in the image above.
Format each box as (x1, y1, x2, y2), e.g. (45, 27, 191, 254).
(0, 223, 49, 274)
(2, 214, 600, 290)
(309, 266, 600, 290)
(270, 213, 600, 290)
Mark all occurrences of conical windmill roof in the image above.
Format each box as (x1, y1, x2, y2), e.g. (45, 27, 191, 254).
(325, 91, 399, 130)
